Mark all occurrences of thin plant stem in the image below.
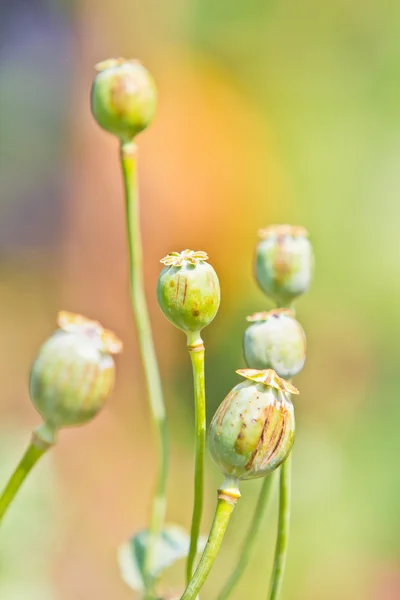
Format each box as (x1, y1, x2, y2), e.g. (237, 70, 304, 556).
(217, 473, 275, 600)
(267, 304, 294, 600)
(0, 432, 51, 522)
(186, 331, 206, 583)
(267, 453, 292, 600)
(181, 479, 240, 600)
(120, 140, 169, 593)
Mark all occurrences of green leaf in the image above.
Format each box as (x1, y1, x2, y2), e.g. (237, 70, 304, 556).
(118, 524, 206, 593)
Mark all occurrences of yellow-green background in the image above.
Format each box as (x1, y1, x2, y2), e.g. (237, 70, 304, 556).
(0, 1, 399, 598)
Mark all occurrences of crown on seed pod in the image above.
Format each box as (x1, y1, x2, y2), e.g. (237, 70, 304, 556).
(243, 308, 306, 378)
(91, 58, 157, 141)
(208, 369, 297, 481)
(255, 224, 314, 306)
(30, 311, 122, 443)
(157, 249, 220, 336)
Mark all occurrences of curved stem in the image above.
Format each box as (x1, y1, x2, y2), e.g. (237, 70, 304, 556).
(181, 480, 240, 600)
(268, 453, 292, 600)
(217, 473, 274, 600)
(120, 141, 169, 593)
(186, 332, 206, 583)
(0, 431, 51, 522)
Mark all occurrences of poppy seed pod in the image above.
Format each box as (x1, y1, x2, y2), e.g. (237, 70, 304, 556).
(243, 309, 306, 378)
(208, 369, 297, 481)
(91, 58, 157, 141)
(255, 225, 313, 306)
(157, 250, 220, 336)
(30, 312, 122, 436)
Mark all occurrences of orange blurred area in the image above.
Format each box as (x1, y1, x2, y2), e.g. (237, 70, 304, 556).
(0, 0, 399, 598)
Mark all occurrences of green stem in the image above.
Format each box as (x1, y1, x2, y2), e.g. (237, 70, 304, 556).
(181, 478, 240, 600)
(120, 140, 169, 594)
(217, 473, 274, 600)
(268, 453, 292, 600)
(0, 431, 51, 522)
(186, 331, 206, 583)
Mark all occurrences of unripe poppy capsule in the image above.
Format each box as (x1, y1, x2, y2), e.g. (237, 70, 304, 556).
(243, 309, 306, 378)
(255, 225, 313, 306)
(208, 369, 297, 481)
(30, 312, 122, 438)
(157, 250, 220, 336)
(91, 58, 157, 141)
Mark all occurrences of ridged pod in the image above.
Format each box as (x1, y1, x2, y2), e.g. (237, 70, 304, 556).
(30, 312, 122, 434)
(91, 58, 157, 141)
(157, 250, 220, 335)
(255, 225, 313, 305)
(243, 309, 306, 378)
(208, 369, 297, 480)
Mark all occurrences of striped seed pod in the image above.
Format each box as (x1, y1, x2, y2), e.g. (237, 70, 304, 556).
(243, 309, 306, 378)
(208, 369, 297, 481)
(255, 225, 313, 306)
(157, 250, 220, 336)
(30, 311, 122, 434)
(91, 58, 157, 141)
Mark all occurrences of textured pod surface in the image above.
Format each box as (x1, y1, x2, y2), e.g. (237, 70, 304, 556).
(255, 225, 313, 305)
(243, 309, 306, 377)
(30, 312, 122, 430)
(209, 370, 296, 480)
(91, 58, 157, 141)
(157, 250, 220, 334)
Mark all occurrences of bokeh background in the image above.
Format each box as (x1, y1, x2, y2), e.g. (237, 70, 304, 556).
(1, 0, 400, 598)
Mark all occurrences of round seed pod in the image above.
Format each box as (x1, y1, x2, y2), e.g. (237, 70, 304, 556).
(208, 369, 297, 481)
(243, 309, 306, 378)
(30, 311, 122, 433)
(157, 250, 220, 336)
(255, 225, 313, 306)
(91, 58, 157, 141)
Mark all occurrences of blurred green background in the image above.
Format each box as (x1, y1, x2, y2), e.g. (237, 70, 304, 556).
(1, 0, 400, 598)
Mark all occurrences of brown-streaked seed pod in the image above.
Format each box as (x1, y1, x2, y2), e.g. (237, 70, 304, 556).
(91, 58, 157, 141)
(255, 225, 313, 306)
(30, 311, 122, 440)
(208, 369, 297, 481)
(157, 250, 220, 337)
(243, 309, 306, 378)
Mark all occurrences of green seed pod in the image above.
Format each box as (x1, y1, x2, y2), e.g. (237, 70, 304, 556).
(243, 309, 306, 378)
(30, 311, 122, 434)
(208, 369, 297, 481)
(255, 225, 313, 306)
(157, 250, 220, 336)
(91, 58, 157, 141)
